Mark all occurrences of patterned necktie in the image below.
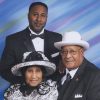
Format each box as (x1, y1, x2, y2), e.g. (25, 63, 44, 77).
(30, 34, 44, 39)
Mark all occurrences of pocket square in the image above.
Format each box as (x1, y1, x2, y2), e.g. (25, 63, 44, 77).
(51, 52, 59, 58)
(74, 94, 83, 98)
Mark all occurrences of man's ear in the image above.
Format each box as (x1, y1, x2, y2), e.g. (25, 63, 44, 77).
(80, 48, 84, 55)
(28, 13, 29, 20)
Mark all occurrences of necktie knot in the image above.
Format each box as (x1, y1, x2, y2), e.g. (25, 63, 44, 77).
(58, 73, 71, 91)
(30, 34, 44, 39)
(66, 73, 71, 81)
(60, 72, 71, 85)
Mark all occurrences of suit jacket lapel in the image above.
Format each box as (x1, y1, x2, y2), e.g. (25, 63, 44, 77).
(23, 28, 35, 51)
(62, 74, 81, 100)
(62, 58, 87, 100)
(44, 30, 49, 57)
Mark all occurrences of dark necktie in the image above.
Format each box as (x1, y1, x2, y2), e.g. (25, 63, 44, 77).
(62, 73, 71, 87)
(58, 72, 71, 91)
(30, 34, 44, 39)
(58, 73, 71, 99)
(65, 73, 71, 83)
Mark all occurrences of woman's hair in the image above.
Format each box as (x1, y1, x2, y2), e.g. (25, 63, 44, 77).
(20, 65, 48, 96)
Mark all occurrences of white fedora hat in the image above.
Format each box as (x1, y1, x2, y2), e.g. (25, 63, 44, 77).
(11, 51, 56, 76)
(54, 31, 89, 50)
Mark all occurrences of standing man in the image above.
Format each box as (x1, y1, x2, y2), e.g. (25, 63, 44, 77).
(0, 2, 62, 84)
(54, 31, 100, 100)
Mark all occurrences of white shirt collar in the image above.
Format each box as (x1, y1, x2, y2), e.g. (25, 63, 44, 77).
(61, 68, 78, 85)
(28, 27, 44, 35)
(66, 68, 78, 79)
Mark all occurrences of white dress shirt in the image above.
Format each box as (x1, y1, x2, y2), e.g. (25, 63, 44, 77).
(29, 27, 44, 52)
(61, 68, 78, 85)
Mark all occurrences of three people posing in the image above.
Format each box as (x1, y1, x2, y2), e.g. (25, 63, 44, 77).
(1, 1, 100, 100)
(4, 31, 100, 100)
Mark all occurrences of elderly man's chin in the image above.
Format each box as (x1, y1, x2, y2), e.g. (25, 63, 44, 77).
(64, 63, 76, 70)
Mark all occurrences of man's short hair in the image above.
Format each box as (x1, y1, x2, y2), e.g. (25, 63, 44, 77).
(29, 2, 48, 12)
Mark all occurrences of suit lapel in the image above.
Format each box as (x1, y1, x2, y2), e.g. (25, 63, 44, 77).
(62, 74, 81, 100)
(24, 38, 35, 51)
(23, 28, 35, 51)
(44, 30, 49, 57)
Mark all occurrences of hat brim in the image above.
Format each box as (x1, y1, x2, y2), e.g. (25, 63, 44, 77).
(54, 40, 89, 50)
(11, 61, 56, 76)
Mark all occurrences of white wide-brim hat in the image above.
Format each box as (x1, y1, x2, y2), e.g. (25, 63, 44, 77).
(11, 51, 56, 76)
(54, 31, 89, 50)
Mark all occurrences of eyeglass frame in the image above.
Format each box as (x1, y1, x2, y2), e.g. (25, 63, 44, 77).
(60, 48, 82, 56)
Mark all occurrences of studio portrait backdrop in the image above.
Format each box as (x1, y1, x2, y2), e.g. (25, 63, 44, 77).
(0, 0, 100, 99)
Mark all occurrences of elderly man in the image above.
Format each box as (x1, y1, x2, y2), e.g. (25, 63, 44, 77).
(54, 31, 100, 100)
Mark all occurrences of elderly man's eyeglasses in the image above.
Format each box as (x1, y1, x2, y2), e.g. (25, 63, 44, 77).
(60, 48, 81, 56)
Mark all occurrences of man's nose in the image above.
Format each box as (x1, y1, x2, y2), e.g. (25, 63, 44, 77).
(66, 52, 72, 58)
(36, 15, 41, 21)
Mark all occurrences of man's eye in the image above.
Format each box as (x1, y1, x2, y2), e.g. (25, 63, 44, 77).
(41, 14, 46, 17)
(33, 13, 38, 16)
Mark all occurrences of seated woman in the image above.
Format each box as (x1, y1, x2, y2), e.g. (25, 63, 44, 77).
(4, 51, 58, 100)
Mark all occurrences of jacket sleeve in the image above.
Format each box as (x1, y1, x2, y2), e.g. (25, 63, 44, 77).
(0, 36, 19, 83)
(87, 70, 100, 100)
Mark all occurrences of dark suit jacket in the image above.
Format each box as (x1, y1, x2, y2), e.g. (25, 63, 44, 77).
(0, 27, 62, 83)
(57, 58, 100, 100)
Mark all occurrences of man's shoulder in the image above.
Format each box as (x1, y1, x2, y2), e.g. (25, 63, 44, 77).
(85, 58, 100, 73)
(7, 27, 29, 40)
(44, 29, 62, 37)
